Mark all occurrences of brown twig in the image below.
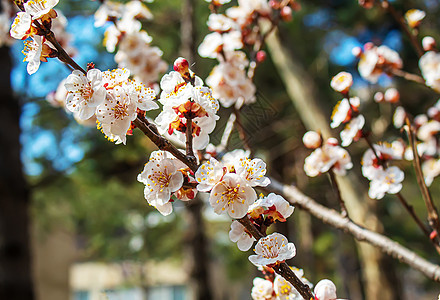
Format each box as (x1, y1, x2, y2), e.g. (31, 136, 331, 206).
(133, 117, 198, 173)
(185, 118, 196, 164)
(266, 178, 440, 282)
(233, 107, 253, 156)
(45, 31, 86, 74)
(396, 192, 433, 238)
(328, 169, 349, 218)
(380, 0, 424, 58)
(238, 216, 315, 299)
(388, 68, 425, 85)
(404, 117, 440, 242)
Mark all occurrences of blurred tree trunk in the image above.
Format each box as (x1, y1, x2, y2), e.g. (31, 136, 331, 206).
(184, 197, 212, 300)
(181, 1, 213, 299)
(0, 45, 34, 299)
(265, 26, 397, 300)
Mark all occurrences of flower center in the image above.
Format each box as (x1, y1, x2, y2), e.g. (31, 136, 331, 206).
(112, 101, 129, 119)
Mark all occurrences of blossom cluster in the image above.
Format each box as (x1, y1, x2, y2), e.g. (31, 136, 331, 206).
(65, 67, 157, 144)
(251, 267, 341, 300)
(394, 100, 440, 187)
(155, 59, 220, 150)
(303, 136, 353, 177)
(353, 42, 402, 83)
(195, 149, 269, 218)
(137, 150, 197, 215)
(199, 0, 299, 109)
(94, 0, 167, 86)
(9, 0, 61, 74)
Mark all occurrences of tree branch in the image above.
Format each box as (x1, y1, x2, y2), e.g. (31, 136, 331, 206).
(404, 117, 440, 241)
(266, 178, 440, 282)
(237, 216, 315, 299)
(380, 0, 424, 58)
(133, 116, 198, 173)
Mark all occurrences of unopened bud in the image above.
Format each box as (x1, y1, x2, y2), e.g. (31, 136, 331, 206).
(374, 92, 384, 103)
(314, 279, 338, 300)
(174, 57, 189, 74)
(427, 106, 440, 120)
(303, 131, 322, 149)
(384, 88, 400, 103)
(87, 62, 96, 71)
(290, 1, 301, 11)
(422, 36, 436, 51)
(352, 46, 363, 58)
(330, 71, 353, 93)
(414, 114, 428, 127)
(280, 6, 293, 22)
(358, 0, 374, 9)
(326, 137, 339, 146)
(364, 42, 374, 51)
(256, 50, 267, 63)
(405, 9, 425, 28)
(269, 0, 280, 9)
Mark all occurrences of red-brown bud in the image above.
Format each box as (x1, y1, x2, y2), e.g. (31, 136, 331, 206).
(256, 50, 267, 63)
(280, 6, 293, 22)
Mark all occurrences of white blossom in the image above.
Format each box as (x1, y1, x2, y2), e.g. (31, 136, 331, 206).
(209, 173, 256, 218)
(405, 9, 425, 28)
(65, 69, 107, 120)
(304, 142, 353, 177)
(274, 268, 312, 300)
(419, 51, 440, 92)
(22, 36, 52, 75)
(235, 158, 270, 187)
(249, 233, 296, 267)
(330, 97, 360, 128)
(368, 166, 404, 200)
(137, 151, 186, 215)
(422, 158, 440, 187)
(251, 277, 275, 300)
(229, 220, 256, 251)
(330, 72, 353, 93)
(314, 279, 337, 300)
(340, 115, 365, 147)
(10, 12, 33, 40)
(195, 158, 225, 192)
(24, 0, 59, 19)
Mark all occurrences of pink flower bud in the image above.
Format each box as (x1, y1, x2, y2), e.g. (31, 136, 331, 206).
(358, 0, 374, 9)
(280, 6, 293, 22)
(384, 88, 400, 103)
(269, 0, 279, 9)
(428, 107, 440, 120)
(422, 36, 436, 51)
(326, 138, 339, 146)
(352, 46, 362, 58)
(414, 114, 428, 127)
(256, 50, 267, 63)
(303, 131, 322, 149)
(374, 92, 384, 103)
(290, 2, 301, 11)
(314, 279, 337, 300)
(364, 42, 374, 51)
(173, 57, 190, 75)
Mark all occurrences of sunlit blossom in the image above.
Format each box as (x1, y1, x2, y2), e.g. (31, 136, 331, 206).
(209, 173, 256, 218)
(249, 232, 296, 267)
(229, 220, 256, 251)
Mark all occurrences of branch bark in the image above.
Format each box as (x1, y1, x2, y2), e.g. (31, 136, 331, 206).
(266, 178, 440, 282)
